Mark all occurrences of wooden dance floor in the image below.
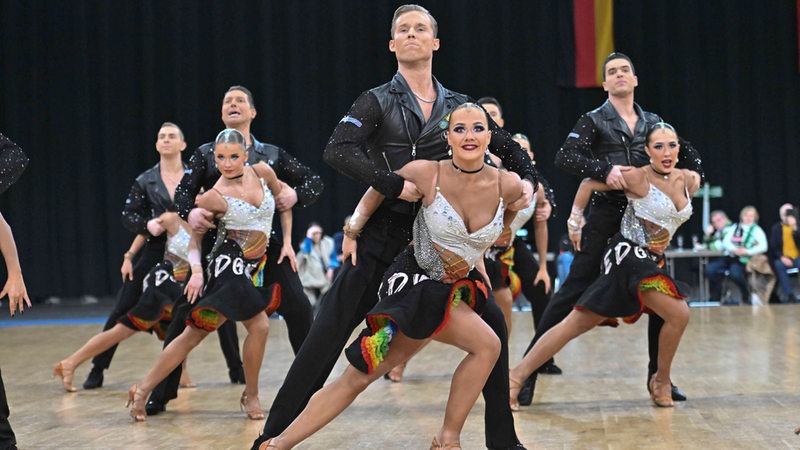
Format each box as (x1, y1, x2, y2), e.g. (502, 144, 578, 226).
(1, 303, 799, 449)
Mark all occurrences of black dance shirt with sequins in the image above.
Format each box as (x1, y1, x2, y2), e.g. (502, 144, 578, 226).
(555, 100, 704, 203)
(0, 133, 29, 195)
(323, 72, 537, 217)
(121, 163, 185, 236)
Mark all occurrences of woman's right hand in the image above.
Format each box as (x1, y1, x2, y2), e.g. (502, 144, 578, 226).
(184, 273, 204, 304)
(342, 236, 358, 266)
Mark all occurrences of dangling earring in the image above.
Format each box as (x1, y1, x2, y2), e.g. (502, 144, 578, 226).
(447, 145, 452, 156)
(485, 148, 490, 156)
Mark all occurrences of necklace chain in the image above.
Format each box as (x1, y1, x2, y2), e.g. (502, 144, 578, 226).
(412, 91, 436, 104)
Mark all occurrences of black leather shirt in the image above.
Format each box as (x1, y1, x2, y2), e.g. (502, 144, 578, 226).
(121, 163, 185, 236)
(555, 100, 705, 203)
(323, 72, 538, 216)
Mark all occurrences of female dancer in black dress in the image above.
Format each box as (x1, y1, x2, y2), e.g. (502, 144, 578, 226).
(126, 128, 292, 421)
(509, 122, 696, 408)
(260, 103, 523, 449)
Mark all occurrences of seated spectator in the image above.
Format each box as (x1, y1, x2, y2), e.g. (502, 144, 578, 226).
(706, 206, 768, 304)
(297, 222, 334, 312)
(768, 204, 800, 303)
(702, 210, 732, 251)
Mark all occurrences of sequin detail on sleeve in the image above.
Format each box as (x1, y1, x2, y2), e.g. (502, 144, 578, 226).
(0, 133, 28, 195)
(322, 91, 405, 198)
(554, 115, 611, 181)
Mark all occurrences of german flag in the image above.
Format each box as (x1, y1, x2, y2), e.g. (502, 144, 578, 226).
(557, 0, 615, 88)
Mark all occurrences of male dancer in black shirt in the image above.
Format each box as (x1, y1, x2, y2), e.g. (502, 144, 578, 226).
(253, 5, 535, 450)
(515, 53, 704, 407)
(144, 86, 322, 415)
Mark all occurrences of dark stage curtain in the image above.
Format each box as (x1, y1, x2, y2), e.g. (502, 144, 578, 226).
(1, 0, 798, 299)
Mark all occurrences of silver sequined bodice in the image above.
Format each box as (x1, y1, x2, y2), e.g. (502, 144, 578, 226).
(413, 188, 504, 280)
(621, 183, 692, 254)
(166, 225, 191, 261)
(507, 192, 536, 235)
(220, 178, 275, 236)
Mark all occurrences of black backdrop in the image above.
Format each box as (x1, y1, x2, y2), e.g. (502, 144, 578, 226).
(1, 1, 798, 299)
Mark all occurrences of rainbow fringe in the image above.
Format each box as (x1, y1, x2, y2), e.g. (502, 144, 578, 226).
(360, 315, 396, 374)
(189, 308, 221, 332)
(251, 254, 268, 287)
(624, 274, 686, 324)
(499, 247, 522, 299)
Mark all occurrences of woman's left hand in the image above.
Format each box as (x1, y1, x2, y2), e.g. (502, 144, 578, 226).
(2, 273, 30, 317)
(278, 244, 297, 272)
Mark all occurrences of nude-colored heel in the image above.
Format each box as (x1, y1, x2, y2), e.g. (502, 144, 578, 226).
(430, 436, 461, 449)
(508, 373, 522, 412)
(126, 384, 147, 422)
(52, 362, 77, 392)
(258, 438, 278, 449)
(649, 375, 674, 408)
(240, 391, 265, 420)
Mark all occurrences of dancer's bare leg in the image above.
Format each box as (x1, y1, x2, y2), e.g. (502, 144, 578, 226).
(641, 291, 690, 398)
(266, 333, 426, 449)
(430, 302, 501, 446)
(55, 324, 138, 391)
(240, 313, 270, 415)
(138, 325, 210, 396)
(510, 309, 604, 387)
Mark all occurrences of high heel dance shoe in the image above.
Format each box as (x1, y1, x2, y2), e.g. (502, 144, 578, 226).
(430, 436, 461, 449)
(382, 362, 406, 383)
(240, 391, 265, 420)
(52, 362, 77, 392)
(508, 373, 522, 412)
(126, 384, 147, 422)
(258, 439, 278, 449)
(648, 375, 674, 408)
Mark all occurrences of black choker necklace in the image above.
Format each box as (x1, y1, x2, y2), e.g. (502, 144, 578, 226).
(228, 173, 244, 180)
(650, 164, 670, 180)
(452, 160, 484, 174)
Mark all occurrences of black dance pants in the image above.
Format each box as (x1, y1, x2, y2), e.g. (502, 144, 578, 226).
(512, 237, 551, 330)
(255, 210, 521, 449)
(0, 369, 15, 449)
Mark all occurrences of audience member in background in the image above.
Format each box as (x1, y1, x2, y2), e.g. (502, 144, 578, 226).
(555, 233, 574, 292)
(768, 204, 799, 303)
(700, 210, 732, 251)
(707, 206, 768, 305)
(328, 215, 349, 280)
(297, 222, 335, 312)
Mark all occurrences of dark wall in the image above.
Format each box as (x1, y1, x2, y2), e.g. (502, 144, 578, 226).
(1, 1, 798, 298)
